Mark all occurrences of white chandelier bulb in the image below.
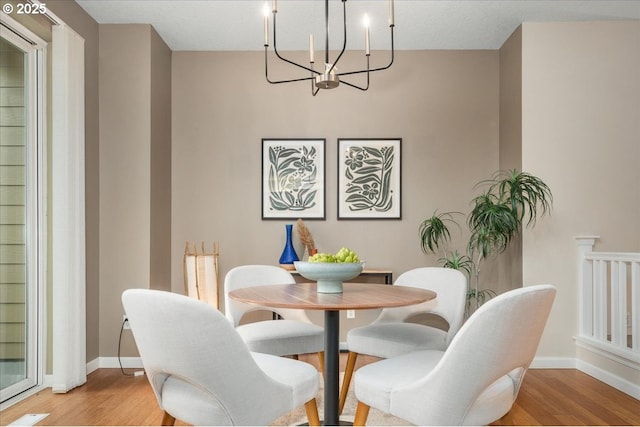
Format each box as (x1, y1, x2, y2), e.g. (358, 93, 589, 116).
(363, 14, 370, 55)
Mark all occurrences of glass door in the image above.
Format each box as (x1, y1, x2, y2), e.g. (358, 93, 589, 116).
(0, 21, 45, 403)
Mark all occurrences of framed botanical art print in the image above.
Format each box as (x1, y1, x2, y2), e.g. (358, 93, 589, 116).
(338, 138, 402, 219)
(262, 138, 326, 219)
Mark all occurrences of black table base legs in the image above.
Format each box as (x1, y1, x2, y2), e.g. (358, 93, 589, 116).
(324, 310, 340, 426)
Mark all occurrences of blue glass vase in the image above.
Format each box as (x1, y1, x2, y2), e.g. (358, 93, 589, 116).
(279, 224, 299, 266)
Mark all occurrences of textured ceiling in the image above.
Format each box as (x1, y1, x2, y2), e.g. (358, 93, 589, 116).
(75, 0, 640, 51)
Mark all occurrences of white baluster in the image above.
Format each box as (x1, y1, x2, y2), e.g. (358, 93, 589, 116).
(610, 261, 626, 347)
(594, 259, 608, 341)
(632, 261, 639, 353)
(576, 236, 599, 337)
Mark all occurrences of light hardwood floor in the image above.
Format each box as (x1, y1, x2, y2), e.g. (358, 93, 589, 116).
(1, 357, 639, 426)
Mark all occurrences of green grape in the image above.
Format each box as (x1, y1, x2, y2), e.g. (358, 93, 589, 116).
(309, 252, 337, 263)
(309, 247, 361, 263)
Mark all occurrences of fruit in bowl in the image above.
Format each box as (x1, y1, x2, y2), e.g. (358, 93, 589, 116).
(309, 247, 361, 263)
(295, 248, 364, 293)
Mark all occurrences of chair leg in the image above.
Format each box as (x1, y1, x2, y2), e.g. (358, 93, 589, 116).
(353, 401, 370, 426)
(317, 351, 324, 375)
(161, 411, 176, 426)
(339, 351, 359, 414)
(304, 398, 321, 426)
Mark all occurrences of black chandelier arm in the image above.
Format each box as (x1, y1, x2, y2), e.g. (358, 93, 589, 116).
(265, 47, 316, 85)
(340, 78, 369, 91)
(267, 76, 317, 85)
(338, 56, 370, 91)
(272, 11, 318, 75)
(338, 27, 395, 77)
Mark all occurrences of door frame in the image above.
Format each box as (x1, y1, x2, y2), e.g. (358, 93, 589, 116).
(0, 14, 47, 406)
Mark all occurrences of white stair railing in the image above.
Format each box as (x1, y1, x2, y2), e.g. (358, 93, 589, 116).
(576, 237, 640, 365)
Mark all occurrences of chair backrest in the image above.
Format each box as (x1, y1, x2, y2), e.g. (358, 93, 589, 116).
(375, 267, 467, 343)
(224, 265, 312, 326)
(183, 242, 219, 308)
(122, 289, 292, 425)
(391, 284, 556, 426)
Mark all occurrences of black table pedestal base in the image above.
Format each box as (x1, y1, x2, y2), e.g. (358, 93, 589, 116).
(324, 310, 340, 426)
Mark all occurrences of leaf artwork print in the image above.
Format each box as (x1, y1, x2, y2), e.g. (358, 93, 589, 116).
(343, 145, 395, 212)
(268, 145, 318, 212)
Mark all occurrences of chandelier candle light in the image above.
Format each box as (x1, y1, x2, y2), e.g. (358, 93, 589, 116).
(263, 0, 395, 95)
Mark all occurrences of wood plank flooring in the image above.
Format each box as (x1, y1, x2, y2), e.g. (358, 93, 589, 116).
(1, 360, 639, 426)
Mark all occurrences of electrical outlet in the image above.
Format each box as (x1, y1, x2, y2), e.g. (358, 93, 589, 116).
(123, 315, 130, 330)
(347, 310, 355, 319)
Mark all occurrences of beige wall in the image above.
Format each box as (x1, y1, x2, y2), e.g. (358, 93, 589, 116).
(520, 21, 640, 383)
(171, 50, 500, 337)
(150, 29, 173, 292)
(99, 24, 171, 356)
(34, 3, 640, 383)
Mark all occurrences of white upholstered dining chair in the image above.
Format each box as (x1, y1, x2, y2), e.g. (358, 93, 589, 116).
(352, 284, 556, 426)
(339, 267, 467, 413)
(122, 289, 320, 426)
(224, 265, 324, 366)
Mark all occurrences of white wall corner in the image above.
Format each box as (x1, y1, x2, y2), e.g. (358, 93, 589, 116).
(86, 358, 100, 375)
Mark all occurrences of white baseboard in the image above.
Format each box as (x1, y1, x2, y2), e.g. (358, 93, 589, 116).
(84, 356, 638, 399)
(530, 356, 639, 399)
(576, 359, 640, 399)
(86, 358, 100, 374)
(87, 357, 143, 371)
(530, 357, 576, 369)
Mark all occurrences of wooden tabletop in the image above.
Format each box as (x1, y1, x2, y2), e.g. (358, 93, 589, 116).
(229, 282, 436, 311)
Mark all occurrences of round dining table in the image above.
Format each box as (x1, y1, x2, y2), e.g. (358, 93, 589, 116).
(229, 281, 436, 426)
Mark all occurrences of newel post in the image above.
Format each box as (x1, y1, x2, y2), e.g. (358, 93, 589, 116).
(575, 236, 599, 337)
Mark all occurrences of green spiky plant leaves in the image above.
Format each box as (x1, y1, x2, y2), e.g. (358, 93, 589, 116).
(419, 211, 463, 258)
(419, 170, 553, 314)
(467, 193, 518, 258)
(490, 169, 553, 226)
(439, 250, 472, 277)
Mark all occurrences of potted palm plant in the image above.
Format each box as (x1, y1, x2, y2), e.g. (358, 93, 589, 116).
(419, 170, 553, 314)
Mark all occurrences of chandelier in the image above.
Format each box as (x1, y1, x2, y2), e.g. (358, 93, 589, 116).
(263, 0, 395, 96)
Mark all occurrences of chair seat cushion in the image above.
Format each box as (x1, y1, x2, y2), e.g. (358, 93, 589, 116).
(355, 349, 443, 414)
(252, 352, 320, 408)
(236, 319, 324, 356)
(347, 322, 447, 359)
(464, 373, 517, 425)
(161, 352, 319, 425)
(355, 350, 517, 425)
(162, 376, 234, 425)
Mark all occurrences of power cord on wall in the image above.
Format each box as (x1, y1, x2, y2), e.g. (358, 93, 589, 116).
(118, 317, 145, 377)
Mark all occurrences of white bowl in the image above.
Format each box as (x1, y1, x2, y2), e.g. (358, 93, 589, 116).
(294, 261, 364, 293)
